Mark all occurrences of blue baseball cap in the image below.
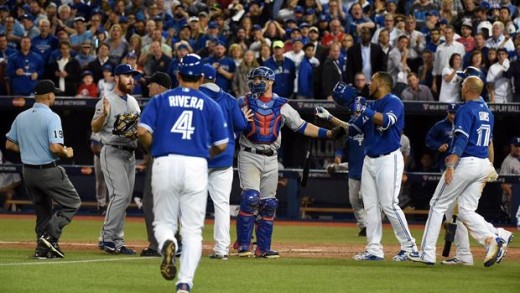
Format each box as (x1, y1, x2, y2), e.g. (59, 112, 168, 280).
(305, 8, 315, 15)
(208, 21, 218, 29)
(114, 64, 139, 76)
(102, 64, 113, 72)
(253, 24, 262, 31)
(178, 54, 203, 77)
(319, 14, 330, 22)
(426, 10, 440, 17)
(82, 70, 93, 77)
(20, 14, 34, 22)
(126, 51, 138, 59)
(202, 64, 216, 81)
(511, 137, 520, 146)
(294, 6, 304, 13)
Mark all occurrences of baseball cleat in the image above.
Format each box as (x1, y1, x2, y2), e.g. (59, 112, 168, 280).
(176, 282, 191, 293)
(353, 251, 384, 261)
(117, 246, 136, 255)
(496, 228, 514, 264)
(209, 253, 229, 260)
(255, 250, 280, 259)
(38, 234, 64, 258)
(140, 247, 161, 257)
(160, 240, 177, 281)
(358, 227, 366, 237)
(237, 246, 253, 257)
(393, 250, 411, 262)
(99, 241, 117, 254)
(483, 237, 502, 267)
(407, 251, 434, 265)
(441, 258, 473, 266)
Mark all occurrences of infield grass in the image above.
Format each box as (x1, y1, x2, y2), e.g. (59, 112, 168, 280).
(1, 216, 519, 293)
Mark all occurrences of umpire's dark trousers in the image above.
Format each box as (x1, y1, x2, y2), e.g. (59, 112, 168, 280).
(23, 165, 81, 240)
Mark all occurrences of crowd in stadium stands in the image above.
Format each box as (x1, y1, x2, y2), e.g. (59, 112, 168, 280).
(0, 0, 519, 102)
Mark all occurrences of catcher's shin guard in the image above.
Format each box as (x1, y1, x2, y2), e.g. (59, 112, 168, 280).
(236, 190, 260, 250)
(255, 198, 278, 255)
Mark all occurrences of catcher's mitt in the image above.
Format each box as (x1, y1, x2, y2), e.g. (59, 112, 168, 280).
(112, 113, 140, 139)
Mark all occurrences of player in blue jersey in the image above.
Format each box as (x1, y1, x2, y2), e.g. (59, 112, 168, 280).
(234, 66, 344, 258)
(321, 98, 367, 236)
(408, 76, 510, 267)
(137, 54, 229, 293)
(200, 64, 252, 260)
(317, 74, 418, 261)
(425, 103, 457, 171)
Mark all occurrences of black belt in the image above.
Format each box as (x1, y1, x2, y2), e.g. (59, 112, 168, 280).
(243, 147, 276, 157)
(107, 144, 136, 152)
(367, 152, 392, 159)
(24, 161, 58, 169)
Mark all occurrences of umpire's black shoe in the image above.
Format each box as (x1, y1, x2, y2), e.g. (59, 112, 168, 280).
(140, 247, 161, 257)
(39, 234, 64, 258)
(358, 227, 367, 237)
(160, 240, 177, 281)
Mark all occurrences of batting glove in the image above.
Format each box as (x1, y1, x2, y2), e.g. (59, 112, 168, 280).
(315, 106, 333, 121)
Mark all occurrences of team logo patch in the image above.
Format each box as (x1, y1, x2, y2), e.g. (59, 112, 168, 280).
(479, 111, 489, 121)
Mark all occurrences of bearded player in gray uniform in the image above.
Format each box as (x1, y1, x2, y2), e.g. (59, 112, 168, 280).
(234, 66, 344, 258)
(91, 64, 141, 254)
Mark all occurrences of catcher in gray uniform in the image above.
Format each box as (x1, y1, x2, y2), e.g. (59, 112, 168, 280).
(91, 64, 140, 255)
(234, 66, 344, 258)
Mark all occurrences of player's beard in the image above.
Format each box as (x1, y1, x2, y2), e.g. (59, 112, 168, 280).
(118, 81, 134, 94)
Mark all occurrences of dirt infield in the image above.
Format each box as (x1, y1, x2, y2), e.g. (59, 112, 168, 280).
(1, 214, 518, 261)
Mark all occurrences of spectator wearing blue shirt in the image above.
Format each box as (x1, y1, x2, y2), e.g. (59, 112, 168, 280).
(7, 36, 44, 95)
(75, 39, 96, 69)
(31, 19, 58, 65)
(263, 40, 296, 98)
(69, 16, 93, 51)
(166, 43, 190, 88)
(204, 42, 235, 93)
(297, 43, 319, 99)
(20, 14, 40, 39)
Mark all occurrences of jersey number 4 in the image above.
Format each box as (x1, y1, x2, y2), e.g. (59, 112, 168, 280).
(171, 110, 195, 140)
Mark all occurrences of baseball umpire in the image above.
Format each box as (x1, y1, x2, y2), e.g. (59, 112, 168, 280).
(234, 66, 344, 258)
(5, 79, 81, 259)
(317, 74, 418, 261)
(91, 64, 141, 255)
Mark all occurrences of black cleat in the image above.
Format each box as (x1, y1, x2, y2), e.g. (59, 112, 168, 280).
(38, 234, 64, 258)
(140, 247, 161, 257)
(358, 227, 367, 237)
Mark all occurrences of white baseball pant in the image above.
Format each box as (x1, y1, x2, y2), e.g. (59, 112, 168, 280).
(420, 157, 497, 263)
(362, 149, 417, 258)
(153, 155, 208, 288)
(208, 167, 233, 255)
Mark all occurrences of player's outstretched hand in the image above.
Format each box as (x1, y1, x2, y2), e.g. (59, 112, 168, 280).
(242, 107, 253, 122)
(315, 106, 332, 121)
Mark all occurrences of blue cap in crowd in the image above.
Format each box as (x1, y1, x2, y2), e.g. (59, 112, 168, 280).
(447, 103, 459, 113)
(305, 8, 315, 15)
(295, 6, 304, 13)
(208, 21, 218, 29)
(102, 64, 113, 72)
(114, 64, 139, 76)
(126, 51, 138, 59)
(178, 54, 203, 77)
(82, 70, 93, 77)
(511, 137, 520, 146)
(119, 16, 128, 23)
(20, 14, 34, 22)
(319, 14, 330, 22)
(0, 5, 9, 12)
(426, 10, 440, 17)
(253, 24, 262, 31)
(202, 64, 216, 81)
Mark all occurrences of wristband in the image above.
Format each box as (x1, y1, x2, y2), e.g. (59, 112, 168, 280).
(363, 107, 375, 119)
(318, 128, 328, 138)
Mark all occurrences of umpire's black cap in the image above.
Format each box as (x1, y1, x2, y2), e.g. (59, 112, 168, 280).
(148, 72, 172, 89)
(34, 80, 62, 95)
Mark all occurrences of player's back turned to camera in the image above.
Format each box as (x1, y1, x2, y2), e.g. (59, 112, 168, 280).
(137, 53, 228, 293)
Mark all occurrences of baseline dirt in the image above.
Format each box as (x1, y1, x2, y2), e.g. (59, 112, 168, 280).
(1, 214, 518, 261)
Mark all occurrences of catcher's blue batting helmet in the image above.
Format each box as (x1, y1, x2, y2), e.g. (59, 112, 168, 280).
(247, 66, 275, 94)
(456, 66, 482, 80)
(349, 96, 367, 113)
(332, 82, 359, 107)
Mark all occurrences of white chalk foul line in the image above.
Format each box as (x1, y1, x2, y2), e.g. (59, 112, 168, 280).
(0, 257, 156, 267)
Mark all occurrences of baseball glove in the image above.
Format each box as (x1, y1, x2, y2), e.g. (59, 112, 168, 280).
(112, 113, 140, 139)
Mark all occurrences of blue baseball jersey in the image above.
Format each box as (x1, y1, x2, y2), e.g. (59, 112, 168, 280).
(425, 117, 454, 170)
(451, 98, 494, 159)
(337, 120, 365, 179)
(139, 87, 229, 159)
(350, 94, 404, 157)
(203, 56, 236, 92)
(200, 84, 249, 168)
(263, 57, 296, 98)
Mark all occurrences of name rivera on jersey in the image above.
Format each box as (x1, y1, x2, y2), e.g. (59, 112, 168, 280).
(169, 94, 204, 110)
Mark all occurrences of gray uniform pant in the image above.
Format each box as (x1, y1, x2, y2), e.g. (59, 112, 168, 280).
(23, 166, 81, 240)
(142, 157, 158, 250)
(348, 178, 365, 228)
(94, 154, 108, 207)
(100, 145, 136, 248)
